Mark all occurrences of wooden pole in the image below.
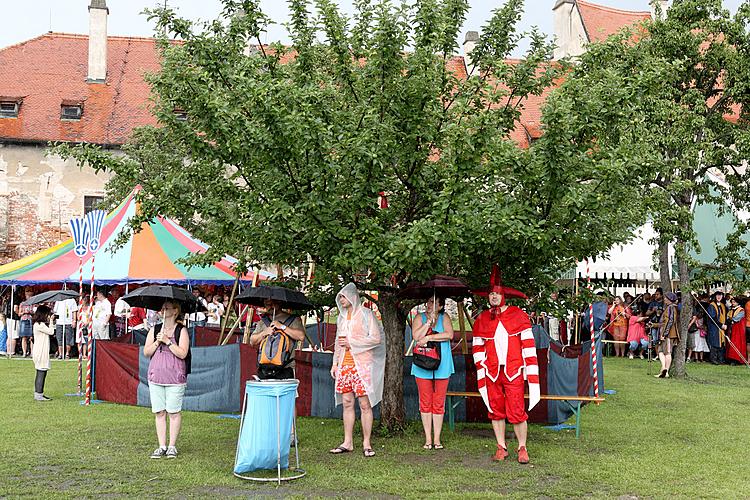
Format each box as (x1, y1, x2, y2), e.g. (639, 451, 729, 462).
(218, 275, 240, 345)
(241, 269, 261, 344)
(460, 303, 474, 355)
(574, 277, 580, 345)
(457, 301, 467, 355)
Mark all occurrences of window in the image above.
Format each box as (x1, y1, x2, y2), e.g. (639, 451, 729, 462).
(173, 108, 188, 121)
(0, 101, 19, 118)
(83, 195, 104, 215)
(61, 104, 83, 120)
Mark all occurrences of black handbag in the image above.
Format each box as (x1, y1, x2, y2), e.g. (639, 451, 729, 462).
(413, 332, 442, 370)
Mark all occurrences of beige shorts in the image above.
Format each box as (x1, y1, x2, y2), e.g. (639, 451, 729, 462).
(657, 337, 675, 355)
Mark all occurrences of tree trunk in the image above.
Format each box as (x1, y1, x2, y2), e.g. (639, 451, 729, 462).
(377, 290, 407, 432)
(659, 237, 672, 291)
(673, 240, 692, 378)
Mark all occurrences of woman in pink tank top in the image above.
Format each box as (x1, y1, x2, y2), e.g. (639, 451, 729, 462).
(144, 300, 190, 459)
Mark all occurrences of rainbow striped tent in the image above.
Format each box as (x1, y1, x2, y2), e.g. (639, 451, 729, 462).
(0, 189, 268, 285)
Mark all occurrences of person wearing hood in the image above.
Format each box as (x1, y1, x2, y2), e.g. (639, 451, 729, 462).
(329, 283, 386, 458)
(471, 265, 538, 465)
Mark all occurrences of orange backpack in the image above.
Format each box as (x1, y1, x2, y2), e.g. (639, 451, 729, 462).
(258, 316, 296, 368)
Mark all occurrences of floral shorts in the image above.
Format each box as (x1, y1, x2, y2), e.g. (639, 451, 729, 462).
(335, 364, 367, 397)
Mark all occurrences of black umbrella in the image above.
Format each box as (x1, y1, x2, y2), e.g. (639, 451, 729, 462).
(22, 289, 79, 306)
(121, 285, 206, 314)
(235, 286, 314, 310)
(397, 275, 471, 300)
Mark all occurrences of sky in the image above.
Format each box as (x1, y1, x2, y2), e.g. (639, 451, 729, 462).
(0, 1, 743, 56)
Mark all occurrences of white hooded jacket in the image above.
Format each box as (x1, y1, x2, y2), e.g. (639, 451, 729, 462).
(333, 283, 386, 407)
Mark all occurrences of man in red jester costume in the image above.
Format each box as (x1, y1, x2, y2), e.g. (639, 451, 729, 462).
(472, 265, 539, 464)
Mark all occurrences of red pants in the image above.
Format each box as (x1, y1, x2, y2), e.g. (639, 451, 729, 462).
(415, 377, 449, 415)
(486, 371, 527, 424)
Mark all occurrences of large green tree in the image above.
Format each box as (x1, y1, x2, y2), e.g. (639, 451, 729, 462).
(547, 0, 750, 377)
(58, 0, 642, 429)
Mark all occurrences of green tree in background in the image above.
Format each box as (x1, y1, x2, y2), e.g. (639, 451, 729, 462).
(57, 0, 643, 429)
(548, 0, 750, 377)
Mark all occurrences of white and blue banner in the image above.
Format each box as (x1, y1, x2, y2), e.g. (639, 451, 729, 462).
(85, 209, 107, 254)
(69, 217, 90, 258)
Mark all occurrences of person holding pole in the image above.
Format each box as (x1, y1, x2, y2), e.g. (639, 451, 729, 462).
(707, 291, 728, 365)
(653, 292, 679, 378)
(329, 283, 385, 458)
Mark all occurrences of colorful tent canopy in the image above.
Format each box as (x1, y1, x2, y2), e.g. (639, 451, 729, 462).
(0, 189, 269, 285)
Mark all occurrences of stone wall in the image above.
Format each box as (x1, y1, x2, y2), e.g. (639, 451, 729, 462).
(0, 142, 112, 263)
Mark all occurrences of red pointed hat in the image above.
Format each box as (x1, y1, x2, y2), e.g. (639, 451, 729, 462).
(472, 264, 528, 299)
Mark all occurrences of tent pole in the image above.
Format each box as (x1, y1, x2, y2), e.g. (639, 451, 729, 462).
(219, 275, 240, 345)
(8, 285, 14, 356)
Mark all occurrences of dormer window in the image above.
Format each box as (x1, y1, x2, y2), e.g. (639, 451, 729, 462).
(61, 101, 84, 120)
(173, 108, 188, 121)
(0, 98, 21, 118)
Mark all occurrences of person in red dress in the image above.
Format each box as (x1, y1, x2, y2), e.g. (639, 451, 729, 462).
(471, 265, 539, 464)
(726, 296, 747, 364)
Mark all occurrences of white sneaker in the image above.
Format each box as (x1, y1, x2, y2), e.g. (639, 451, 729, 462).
(628, 353, 634, 359)
(165, 446, 178, 459)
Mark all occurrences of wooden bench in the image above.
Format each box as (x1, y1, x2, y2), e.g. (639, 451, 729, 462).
(445, 391, 605, 439)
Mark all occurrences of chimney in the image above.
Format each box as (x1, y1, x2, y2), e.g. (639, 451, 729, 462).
(463, 31, 479, 75)
(87, 0, 109, 83)
(650, 1, 670, 20)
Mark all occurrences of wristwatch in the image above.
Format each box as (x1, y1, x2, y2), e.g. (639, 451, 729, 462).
(281, 325, 287, 331)
(166, 341, 173, 347)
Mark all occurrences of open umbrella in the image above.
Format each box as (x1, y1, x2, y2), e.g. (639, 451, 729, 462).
(121, 285, 206, 314)
(22, 289, 79, 306)
(397, 275, 471, 300)
(235, 286, 314, 310)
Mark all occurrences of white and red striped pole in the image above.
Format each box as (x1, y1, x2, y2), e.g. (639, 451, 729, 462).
(77, 257, 83, 394)
(84, 254, 96, 405)
(83, 209, 106, 406)
(586, 258, 600, 398)
(69, 216, 90, 396)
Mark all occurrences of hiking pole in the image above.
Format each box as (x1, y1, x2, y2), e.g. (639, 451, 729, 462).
(691, 293, 750, 369)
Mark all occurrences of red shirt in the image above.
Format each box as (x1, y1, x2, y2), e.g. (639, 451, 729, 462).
(128, 307, 146, 328)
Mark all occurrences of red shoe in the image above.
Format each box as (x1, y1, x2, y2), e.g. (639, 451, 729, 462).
(492, 445, 509, 461)
(517, 446, 530, 464)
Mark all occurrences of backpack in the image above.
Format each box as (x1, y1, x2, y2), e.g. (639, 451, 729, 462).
(257, 315, 297, 369)
(155, 323, 191, 375)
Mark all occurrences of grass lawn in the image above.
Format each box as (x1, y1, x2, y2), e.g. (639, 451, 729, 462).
(1, 356, 748, 498)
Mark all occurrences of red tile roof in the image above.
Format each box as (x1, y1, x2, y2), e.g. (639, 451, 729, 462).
(0, 26, 597, 152)
(576, 0, 651, 43)
(0, 32, 162, 145)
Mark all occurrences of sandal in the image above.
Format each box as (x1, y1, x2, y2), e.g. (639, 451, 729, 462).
(329, 445, 353, 454)
(433, 444, 444, 450)
(423, 444, 433, 450)
(363, 448, 375, 458)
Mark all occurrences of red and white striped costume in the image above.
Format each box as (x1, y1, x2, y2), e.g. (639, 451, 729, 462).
(472, 305, 540, 422)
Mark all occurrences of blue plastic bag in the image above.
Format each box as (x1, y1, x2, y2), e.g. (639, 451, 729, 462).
(234, 380, 298, 474)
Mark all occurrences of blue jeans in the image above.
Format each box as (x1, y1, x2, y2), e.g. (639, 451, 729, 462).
(629, 339, 648, 352)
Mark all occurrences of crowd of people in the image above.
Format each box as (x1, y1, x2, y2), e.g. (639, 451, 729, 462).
(10, 277, 748, 465)
(0, 286, 248, 359)
(543, 287, 750, 374)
